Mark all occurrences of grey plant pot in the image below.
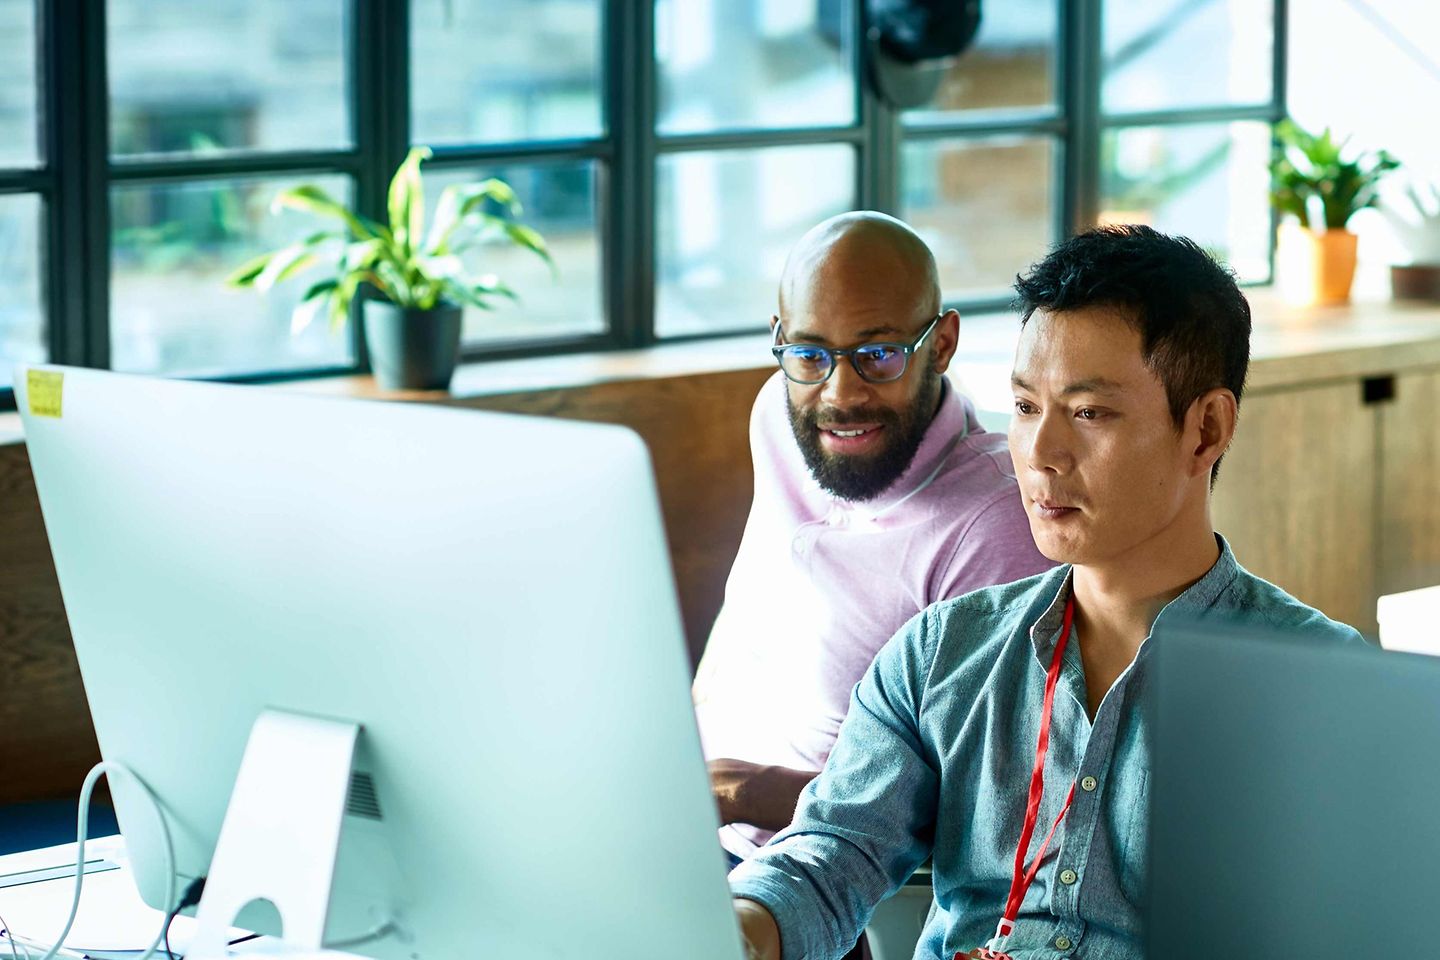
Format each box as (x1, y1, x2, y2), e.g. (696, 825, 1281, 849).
(362, 299, 463, 391)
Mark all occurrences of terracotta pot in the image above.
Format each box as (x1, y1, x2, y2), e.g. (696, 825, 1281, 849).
(1275, 223, 1359, 306)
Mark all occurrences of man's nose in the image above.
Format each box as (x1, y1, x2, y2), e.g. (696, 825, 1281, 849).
(820, 356, 873, 409)
(1022, 410, 1073, 474)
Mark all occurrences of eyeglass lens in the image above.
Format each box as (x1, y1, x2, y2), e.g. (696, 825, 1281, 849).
(779, 343, 907, 384)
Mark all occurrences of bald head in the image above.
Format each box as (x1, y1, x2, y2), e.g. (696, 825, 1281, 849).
(778, 212, 941, 323)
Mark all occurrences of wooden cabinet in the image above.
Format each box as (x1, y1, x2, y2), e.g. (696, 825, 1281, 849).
(1211, 303, 1440, 636)
(1212, 381, 1379, 633)
(1378, 370, 1440, 599)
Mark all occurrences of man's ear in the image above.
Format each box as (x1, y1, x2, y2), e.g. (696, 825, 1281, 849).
(1188, 387, 1238, 479)
(770, 315, 781, 340)
(930, 309, 961, 375)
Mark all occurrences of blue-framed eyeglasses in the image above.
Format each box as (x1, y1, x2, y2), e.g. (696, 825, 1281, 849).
(771, 313, 942, 385)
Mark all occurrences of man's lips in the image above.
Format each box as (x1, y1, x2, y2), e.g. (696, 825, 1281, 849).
(1031, 498, 1081, 520)
(818, 423, 884, 453)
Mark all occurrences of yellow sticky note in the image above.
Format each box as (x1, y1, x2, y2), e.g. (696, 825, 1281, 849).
(27, 369, 64, 419)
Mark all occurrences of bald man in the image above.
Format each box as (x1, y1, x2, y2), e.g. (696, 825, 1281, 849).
(693, 212, 1051, 867)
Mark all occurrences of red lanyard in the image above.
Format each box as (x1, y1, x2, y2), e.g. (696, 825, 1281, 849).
(960, 596, 1077, 960)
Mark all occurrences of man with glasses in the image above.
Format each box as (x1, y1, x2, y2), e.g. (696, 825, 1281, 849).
(693, 212, 1051, 868)
(727, 226, 1364, 960)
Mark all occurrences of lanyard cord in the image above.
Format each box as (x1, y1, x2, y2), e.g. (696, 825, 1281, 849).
(996, 595, 1077, 944)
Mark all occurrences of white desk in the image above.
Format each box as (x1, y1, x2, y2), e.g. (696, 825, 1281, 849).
(0, 838, 323, 960)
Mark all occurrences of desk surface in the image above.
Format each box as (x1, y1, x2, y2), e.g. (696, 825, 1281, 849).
(0, 837, 273, 959)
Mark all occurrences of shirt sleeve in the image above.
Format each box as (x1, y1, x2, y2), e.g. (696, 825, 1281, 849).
(727, 607, 941, 960)
(934, 489, 1053, 602)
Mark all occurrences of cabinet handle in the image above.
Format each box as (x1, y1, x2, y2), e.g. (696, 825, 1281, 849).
(1362, 375, 1396, 405)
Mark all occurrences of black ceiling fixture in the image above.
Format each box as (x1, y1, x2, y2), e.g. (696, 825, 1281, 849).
(866, 0, 983, 109)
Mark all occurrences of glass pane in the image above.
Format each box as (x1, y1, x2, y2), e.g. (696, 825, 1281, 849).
(0, 0, 39, 167)
(1103, 0, 1273, 113)
(109, 0, 349, 158)
(110, 175, 355, 376)
(657, 144, 856, 338)
(1099, 122, 1271, 282)
(901, 137, 1056, 299)
(0, 194, 45, 390)
(422, 160, 603, 345)
(656, 0, 855, 135)
(904, 0, 1057, 121)
(411, 0, 603, 145)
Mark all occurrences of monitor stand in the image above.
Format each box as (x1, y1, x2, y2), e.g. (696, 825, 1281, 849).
(187, 710, 384, 959)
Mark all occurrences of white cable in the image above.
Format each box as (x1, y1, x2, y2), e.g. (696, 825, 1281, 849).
(28, 761, 176, 960)
(0, 910, 35, 960)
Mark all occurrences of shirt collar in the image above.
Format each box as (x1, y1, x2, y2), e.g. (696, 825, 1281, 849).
(1026, 533, 1243, 657)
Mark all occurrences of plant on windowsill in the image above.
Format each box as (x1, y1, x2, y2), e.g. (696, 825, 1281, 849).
(1377, 180, 1440, 301)
(1269, 119, 1399, 306)
(226, 146, 553, 390)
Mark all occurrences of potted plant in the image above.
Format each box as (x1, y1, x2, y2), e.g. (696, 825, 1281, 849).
(227, 146, 552, 390)
(1270, 119, 1399, 306)
(1378, 180, 1440, 301)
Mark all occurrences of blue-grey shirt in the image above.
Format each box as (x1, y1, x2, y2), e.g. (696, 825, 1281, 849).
(728, 536, 1365, 960)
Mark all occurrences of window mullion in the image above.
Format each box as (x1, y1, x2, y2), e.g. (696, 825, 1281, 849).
(609, 0, 655, 349)
(1061, 0, 1103, 236)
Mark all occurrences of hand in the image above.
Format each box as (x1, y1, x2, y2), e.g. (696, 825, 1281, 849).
(733, 898, 781, 960)
(707, 758, 818, 831)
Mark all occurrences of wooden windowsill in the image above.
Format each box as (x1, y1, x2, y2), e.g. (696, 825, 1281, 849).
(7, 294, 1440, 446)
(0, 309, 1022, 446)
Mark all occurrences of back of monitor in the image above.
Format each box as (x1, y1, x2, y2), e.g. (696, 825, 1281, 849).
(16, 365, 745, 960)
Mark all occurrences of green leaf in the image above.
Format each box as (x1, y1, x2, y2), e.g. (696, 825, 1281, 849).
(290, 294, 329, 336)
(299, 278, 340, 302)
(273, 186, 377, 240)
(330, 274, 364, 332)
(225, 251, 274, 287)
(252, 231, 336, 292)
(473, 273, 518, 300)
(424, 178, 522, 255)
(388, 145, 432, 255)
(1269, 118, 1401, 229)
(443, 280, 496, 311)
(504, 222, 556, 274)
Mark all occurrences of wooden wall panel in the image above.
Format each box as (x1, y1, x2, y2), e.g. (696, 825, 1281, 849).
(0, 444, 102, 802)
(1378, 371, 1440, 597)
(0, 369, 772, 805)
(1212, 383, 1378, 634)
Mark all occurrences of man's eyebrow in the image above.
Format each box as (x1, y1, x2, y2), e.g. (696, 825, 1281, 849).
(1010, 375, 1125, 396)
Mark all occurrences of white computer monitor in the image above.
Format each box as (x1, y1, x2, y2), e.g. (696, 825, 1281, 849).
(15, 364, 747, 960)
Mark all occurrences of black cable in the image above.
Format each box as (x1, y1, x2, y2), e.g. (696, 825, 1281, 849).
(163, 877, 207, 960)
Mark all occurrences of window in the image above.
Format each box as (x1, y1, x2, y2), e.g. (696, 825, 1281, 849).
(0, 0, 42, 390)
(0, 0, 1285, 408)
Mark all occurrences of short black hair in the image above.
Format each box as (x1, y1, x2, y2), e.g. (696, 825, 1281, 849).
(1013, 224, 1251, 480)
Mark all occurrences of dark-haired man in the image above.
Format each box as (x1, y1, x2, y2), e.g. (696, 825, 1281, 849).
(694, 212, 1051, 865)
(728, 225, 1365, 960)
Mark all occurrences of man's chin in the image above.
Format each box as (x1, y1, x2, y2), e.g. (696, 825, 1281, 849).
(812, 450, 904, 502)
(1030, 526, 1088, 566)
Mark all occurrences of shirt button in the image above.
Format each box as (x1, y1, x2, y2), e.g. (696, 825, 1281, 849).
(1059, 868, 1078, 885)
(1080, 775, 1098, 792)
(1054, 935, 1073, 951)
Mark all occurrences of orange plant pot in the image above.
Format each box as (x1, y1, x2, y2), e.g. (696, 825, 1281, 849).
(1276, 223, 1359, 306)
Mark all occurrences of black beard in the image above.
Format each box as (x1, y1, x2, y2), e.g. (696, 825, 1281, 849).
(787, 373, 941, 502)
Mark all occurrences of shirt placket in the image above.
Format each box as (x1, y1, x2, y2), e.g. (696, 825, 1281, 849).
(1042, 641, 1133, 957)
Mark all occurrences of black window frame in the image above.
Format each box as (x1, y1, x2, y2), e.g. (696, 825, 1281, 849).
(0, 0, 1288, 411)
